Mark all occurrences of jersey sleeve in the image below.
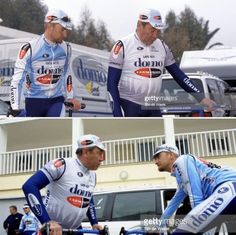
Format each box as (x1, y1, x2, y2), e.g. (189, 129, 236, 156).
(175, 155, 204, 207)
(40, 158, 66, 182)
(63, 43, 73, 99)
(109, 40, 124, 69)
(10, 43, 31, 110)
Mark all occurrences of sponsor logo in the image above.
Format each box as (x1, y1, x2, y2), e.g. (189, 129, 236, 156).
(135, 68, 161, 78)
(137, 47, 144, 51)
(191, 197, 224, 227)
(67, 196, 90, 208)
(36, 74, 60, 84)
(77, 172, 83, 177)
(0, 59, 15, 78)
(81, 139, 93, 146)
(66, 75, 72, 92)
(53, 158, 65, 168)
(19, 43, 31, 59)
(72, 56, 107, 88)
(113, 41, 123, 55)
(26, 74, 31, 89)
(28, 193, 42, 216)
(217, 187, 229, 194)
(85, 82, 100, 96)
(134, 58, 164, 67)
(69, 184, 92, 197)
(153, 15, 161, 20)
(139, 14, 148, 20)
(37, 65, 63, 75)
(42, 53, 49, 58)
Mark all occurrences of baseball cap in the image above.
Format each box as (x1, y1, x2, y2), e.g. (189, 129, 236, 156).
(77, 134, 106, 151)
(45, 9, 72, 30)
(138, 9, 165, 29)
(153, 144, 179, 158)
(23, 204, 30, 209)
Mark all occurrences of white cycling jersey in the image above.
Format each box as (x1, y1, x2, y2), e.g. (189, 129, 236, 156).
(40, 157, 96, 229)
(109, 33, 175, 105)
(10, 34, 73, 110)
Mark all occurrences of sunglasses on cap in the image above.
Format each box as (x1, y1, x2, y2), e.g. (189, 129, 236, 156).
(47, 15, 71, 23)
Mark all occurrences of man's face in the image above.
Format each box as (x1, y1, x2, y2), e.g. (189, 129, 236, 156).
(9, 207, 16, 215)
(139, 22, 161, 45)
(23, 207, 30, 214)
(50, 23, 69, 43)
(84, 147, 105, 170)
(153, 152, 173, 172)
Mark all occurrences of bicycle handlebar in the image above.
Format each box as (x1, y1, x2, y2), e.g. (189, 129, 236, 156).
(40, 223, 109, 235)
(119, 227, 159, 235)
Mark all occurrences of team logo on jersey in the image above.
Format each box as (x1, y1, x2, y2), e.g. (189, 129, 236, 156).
(217, 187, 229, 194)
(19, 43, 31, 59)
(66, 75, 72, 92)
(67, 196, 90, 208)
(113, 40, 123, 56)
(53, 158, 65, 168)
(135, 68, 161, 78)
(26, 74, 31, 89)
(27, 193, 42, 216)
(137, 47, 144, 50)
(36, 74, 60, 84)
(42, 53, 49, 58)
(77, 172, 83, 177)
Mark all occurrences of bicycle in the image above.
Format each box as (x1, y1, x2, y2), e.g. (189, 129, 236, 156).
(119, 227, 160, 235)
(39, 223, 109, 235)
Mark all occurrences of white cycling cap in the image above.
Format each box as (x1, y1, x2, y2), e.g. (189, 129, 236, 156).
(138, 8, 165, 29)
(153, 144, 179, 158)
(45, 9, 72, 30)
(77, 134, 106, 151)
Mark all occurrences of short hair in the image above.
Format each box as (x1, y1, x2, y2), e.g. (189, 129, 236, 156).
(10, 205, 17, 211)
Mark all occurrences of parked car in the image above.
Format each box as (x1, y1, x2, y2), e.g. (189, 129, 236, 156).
(159, 72, 236, 117)
(82, 186, 232, 234)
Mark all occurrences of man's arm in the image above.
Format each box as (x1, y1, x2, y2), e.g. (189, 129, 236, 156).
(107, 40, 125, 117)
(166, 63, 216, 110)
(3, 216, 10, 229)
(22, 171, 51, 224)
(19, 216, 25, 234)
(107, 67, 123, 116)
(10, 43, 31, 112)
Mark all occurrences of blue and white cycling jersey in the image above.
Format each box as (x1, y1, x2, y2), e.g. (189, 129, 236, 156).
(10, 34, 73, 110)
(19, 212, 39, 232)
(161, 154, 236, 221)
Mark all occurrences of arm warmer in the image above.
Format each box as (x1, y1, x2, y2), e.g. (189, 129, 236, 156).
(166, 63, 205, 102)
(22, 171, 51, 224)
(86, 196, 98, 226)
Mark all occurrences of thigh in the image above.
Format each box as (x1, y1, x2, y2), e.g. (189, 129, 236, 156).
(176, 181, 236, 234)
(47, 101, 65, 117)
(25, 98, 47, 117)
(120, 98, 144, 117)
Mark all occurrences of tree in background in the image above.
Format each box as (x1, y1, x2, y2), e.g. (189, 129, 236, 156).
(0, 0, 47, 34)
(163, 7, 220, 64)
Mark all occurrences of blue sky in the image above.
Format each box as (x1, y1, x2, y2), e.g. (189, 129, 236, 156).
(42, 0, 236, 47)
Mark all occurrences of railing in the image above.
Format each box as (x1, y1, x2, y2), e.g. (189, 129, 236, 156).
(0, 129, 235, 174)
(0, 145, 72, 175)
(103, 128, 236, 165)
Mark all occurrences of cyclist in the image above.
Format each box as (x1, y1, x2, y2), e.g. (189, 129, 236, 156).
(9, 9, 81, 117)
(22, 134, 105, 235)
(19, 204, 39, 235)
(153, 144, 236, 234)
(107, 8, 215, 117)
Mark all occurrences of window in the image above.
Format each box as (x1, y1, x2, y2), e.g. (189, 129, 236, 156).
(93, 194, 109, 220)
(112, 191, 156, 221)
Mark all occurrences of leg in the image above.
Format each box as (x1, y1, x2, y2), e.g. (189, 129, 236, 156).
(25, 98, 47, 117)
(173, 181, 236, 234)
(120, 98, 146, 117)
(46, 96, 65, 117)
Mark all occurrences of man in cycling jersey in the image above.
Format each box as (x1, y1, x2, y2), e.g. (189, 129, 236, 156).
(22, 134, 105, 235)
(9, 9, 81, 117)
(153, 144, 236, 234)
(107, 8, 215, 117)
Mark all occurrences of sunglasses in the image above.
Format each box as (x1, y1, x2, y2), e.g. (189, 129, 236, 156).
(48, 16, 71, 23)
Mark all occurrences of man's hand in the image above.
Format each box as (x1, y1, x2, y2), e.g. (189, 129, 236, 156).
(48, 221, 62, 235)
(200, 97, 216, 112)
(92, 224, 103, 230)
(66, 98, 81, 111)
